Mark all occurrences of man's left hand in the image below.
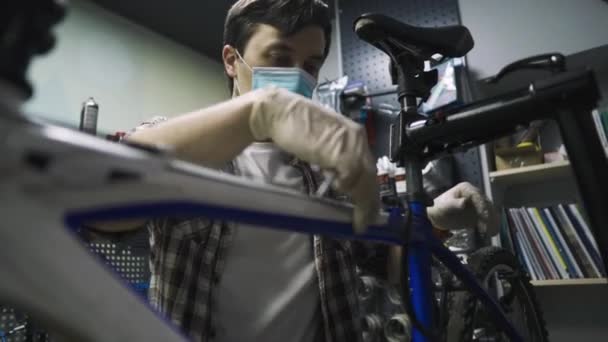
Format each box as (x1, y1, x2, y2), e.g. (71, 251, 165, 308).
(427, 182, 499, 236)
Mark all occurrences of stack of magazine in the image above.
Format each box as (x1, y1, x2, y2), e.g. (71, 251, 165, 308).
(500, 204, 606, 280)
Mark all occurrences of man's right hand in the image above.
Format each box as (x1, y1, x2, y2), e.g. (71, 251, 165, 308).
(249, 86, 380, 233)
(126, 86, 380, 233)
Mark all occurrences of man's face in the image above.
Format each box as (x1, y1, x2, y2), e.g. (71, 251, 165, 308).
(224, 24, 326, 95)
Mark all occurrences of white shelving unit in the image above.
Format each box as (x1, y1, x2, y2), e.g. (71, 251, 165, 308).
(480, 145, 608, 342)
(484, 158, 605, 283)
(486, 158, 581, 210)
(489, 160, 571, 187)
(473, 43, 608, 342)
(531, 278, 608, 287)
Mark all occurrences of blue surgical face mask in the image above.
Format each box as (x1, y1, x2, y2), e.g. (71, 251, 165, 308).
(234, 50, 317, 98)
(251, 67, 317, 98)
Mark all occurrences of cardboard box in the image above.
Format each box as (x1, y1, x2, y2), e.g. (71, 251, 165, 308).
(495, 143, 544, 170)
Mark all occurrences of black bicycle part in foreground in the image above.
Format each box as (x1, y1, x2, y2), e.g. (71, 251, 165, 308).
(406, 68, 608, 271)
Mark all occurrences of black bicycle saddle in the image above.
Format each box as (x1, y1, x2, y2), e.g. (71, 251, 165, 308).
(354, 13, 473, 59)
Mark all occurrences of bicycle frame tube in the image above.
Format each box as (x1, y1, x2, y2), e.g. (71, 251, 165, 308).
(65, 202, 405, 246)
(407, 201, 435, 342)
(405, 202, 522, 342)
(554, 105, 608, 271)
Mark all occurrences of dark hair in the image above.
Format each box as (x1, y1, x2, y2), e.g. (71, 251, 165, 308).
(223, 0, 332, 92)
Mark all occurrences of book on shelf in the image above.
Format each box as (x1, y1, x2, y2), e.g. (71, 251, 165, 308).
(509, 208, 550, 280)
(553, 205, 600, 278)
(541, 208, 583, 278)
(565, 204, 606, 275)
(592, 109, 608, 158)
(499, 210, 515, 255)
(518, 207, 561, 279)
(527, 207, 570, 279)
(503, 209, 538, 280)
(550, 206, 596, 278)
(500, 204, 606, 280)
(602, 110, 608, 138)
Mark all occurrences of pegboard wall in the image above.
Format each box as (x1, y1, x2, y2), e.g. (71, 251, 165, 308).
(84, 228, 151, 299)
(0, 307, 48, 342)
(338, 0, 484, 189)
(340, 0, 461, 92)
(0, 228, 151, 341)
(87, 243, 150, 298)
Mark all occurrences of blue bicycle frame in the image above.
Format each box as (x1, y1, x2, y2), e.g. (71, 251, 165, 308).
(65, 197, 523, 342)
(407, 201, 522, 342)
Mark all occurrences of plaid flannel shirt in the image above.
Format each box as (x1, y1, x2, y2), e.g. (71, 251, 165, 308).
(129, 117, 363, 342)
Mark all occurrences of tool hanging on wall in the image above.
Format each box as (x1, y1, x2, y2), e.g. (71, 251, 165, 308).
(315, 77, 378, 146)
(342, 80, 377, 146)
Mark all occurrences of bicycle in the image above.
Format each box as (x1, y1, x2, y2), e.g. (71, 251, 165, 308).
(353, 13, 608, 342)
(1, 3, 607, 342)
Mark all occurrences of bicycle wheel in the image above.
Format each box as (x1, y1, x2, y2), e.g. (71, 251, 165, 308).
(446, 246, 548, 342)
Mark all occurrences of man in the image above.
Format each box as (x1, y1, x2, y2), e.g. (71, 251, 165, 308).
(109, 1, 496, 341)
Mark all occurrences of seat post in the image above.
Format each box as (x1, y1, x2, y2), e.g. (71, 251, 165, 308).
(397, 82, 437, 342)
(391, 54, 435, 205)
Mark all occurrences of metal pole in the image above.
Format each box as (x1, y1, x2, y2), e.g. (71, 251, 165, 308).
(555, 106, 608, 273)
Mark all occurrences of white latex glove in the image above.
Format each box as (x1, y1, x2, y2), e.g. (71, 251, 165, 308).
(250, 86, 379, 233)
(427, 182, 499, 236)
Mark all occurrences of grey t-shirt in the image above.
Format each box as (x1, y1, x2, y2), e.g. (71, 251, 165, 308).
(216, 142, 319, 342)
